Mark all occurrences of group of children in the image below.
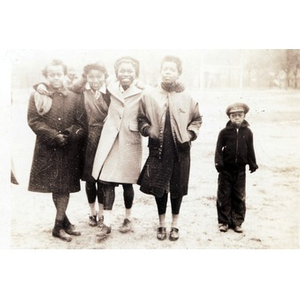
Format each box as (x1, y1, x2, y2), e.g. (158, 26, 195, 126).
(27, 55, 258, 243)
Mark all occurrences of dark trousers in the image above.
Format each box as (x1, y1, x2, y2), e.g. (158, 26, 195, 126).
(217, 169, 246, 227)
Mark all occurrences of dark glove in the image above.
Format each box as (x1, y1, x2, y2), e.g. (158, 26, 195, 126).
(55, 133, 68, 147)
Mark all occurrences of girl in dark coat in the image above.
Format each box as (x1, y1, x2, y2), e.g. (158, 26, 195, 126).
(138, 56, 202, 241)
(34, 63, 110, 228)
(28, 59, 87, 242)
(79, 63, 110, 227)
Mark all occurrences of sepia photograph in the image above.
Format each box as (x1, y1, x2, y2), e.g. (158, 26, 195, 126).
(1, 1, 299, 300)
(6, 49, 300, 250)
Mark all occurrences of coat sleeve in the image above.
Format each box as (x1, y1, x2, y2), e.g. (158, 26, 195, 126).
(187, 101, 202, 141)
(247, 130, 258, 172)
(27, 93, 59, 146)
(214, 130, 224, 172)
(137, 96, 151, 137)
(63, 95, 88, 143)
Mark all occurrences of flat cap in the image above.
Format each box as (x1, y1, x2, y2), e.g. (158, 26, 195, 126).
(226, 102, 250, 116)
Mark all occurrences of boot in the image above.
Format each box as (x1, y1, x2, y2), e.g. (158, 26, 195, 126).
(63, 215, 81, 236)
(52, 219, 72, 242)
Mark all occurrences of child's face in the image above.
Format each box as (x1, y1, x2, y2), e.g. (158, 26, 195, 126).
(86, 69, 105, 90)
(229, 112, 245, 127)
(161, 62, 179, 85)
(117, 62, 136, 88)
(45, 65, 65, 89)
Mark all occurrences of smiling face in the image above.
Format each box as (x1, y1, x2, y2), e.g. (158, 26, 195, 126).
(117, 62, 136, 89)
(229, 112, 245, 127)
(86, 69, 106, 90)
(45, 65, 65, 89)
(161, 61, 179, 85)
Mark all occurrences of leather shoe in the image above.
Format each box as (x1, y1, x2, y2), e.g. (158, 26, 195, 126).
(65, 224, 81, 236)
(234, 225, 243, 233)
(96, 224, 111, 241)
(219, 224, 229, 232)
(157, 227, 167, 240)
(169, 227, 179, 241)
(52, 229, 72, 242)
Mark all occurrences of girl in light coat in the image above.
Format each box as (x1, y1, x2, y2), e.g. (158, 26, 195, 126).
(92, 56, 144, 239)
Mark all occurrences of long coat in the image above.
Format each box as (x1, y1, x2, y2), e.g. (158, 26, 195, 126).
(81, 86, 110, 182)
(137, 85, 202, 197)
(92, 81, 143, 184)
(28, 88, 87, 193)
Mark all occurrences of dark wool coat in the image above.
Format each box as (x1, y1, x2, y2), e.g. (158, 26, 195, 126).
(81, 88, 110, 182)
(215, 120, 258, 172)
(28, 88, 87, 193)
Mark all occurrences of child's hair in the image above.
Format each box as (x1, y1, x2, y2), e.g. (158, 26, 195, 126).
(114, 56, 140, 77)
(42, 59, 68, 77)
(83, 62, 108, 78)
(161, 55, 182, 75)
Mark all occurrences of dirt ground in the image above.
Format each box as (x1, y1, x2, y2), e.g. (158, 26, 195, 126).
(6, 88, 300, 249)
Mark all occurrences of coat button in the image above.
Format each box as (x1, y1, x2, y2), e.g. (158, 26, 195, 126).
(58, 117, 61, 121)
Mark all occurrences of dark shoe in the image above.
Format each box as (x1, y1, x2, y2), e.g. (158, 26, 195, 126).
(219, 224, 229, 232)
(119, 218, 132, 233)
(169, 227, 179, 241)
(52, 228, 72, 242)
(157, 227, 167, 240)
(63, 215, 81, 236)
(96, 224, 111, 241)
(88, 215, 98, 227)
(53, 219, 72, 242)
(234, 225, 243, 233)
(65, 224, 81, 236)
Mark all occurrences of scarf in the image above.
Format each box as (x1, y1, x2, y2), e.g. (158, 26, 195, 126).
(161, 82, 185, 93)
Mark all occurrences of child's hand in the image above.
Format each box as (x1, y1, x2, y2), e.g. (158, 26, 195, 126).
(37, 84, 50, 96)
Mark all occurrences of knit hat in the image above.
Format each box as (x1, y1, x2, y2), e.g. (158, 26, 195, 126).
(226, 102, 249, 116)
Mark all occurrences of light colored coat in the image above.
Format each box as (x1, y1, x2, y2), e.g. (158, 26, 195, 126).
(92, 81, 143, 183)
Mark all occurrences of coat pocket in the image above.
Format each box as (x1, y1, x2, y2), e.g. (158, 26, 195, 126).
(129, 121, 139, 132)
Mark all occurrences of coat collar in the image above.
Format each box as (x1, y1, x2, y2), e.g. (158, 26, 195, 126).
(84, 82, 107, 94)
(48, 86, 69, 97)
(226, 120, 250, 129)
(108, 80, 142, 102)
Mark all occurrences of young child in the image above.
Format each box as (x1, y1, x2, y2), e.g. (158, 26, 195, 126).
(28, 59, 87, 242)
(214, 102, 258, 233)
(137, 55, 202, 241)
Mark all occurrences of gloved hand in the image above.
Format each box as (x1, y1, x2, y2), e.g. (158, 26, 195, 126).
(37, 84, 50, 96)
(55, 133, 68, 147)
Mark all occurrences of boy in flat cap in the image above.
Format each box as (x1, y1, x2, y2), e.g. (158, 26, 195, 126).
(214, 102, 258, 233)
